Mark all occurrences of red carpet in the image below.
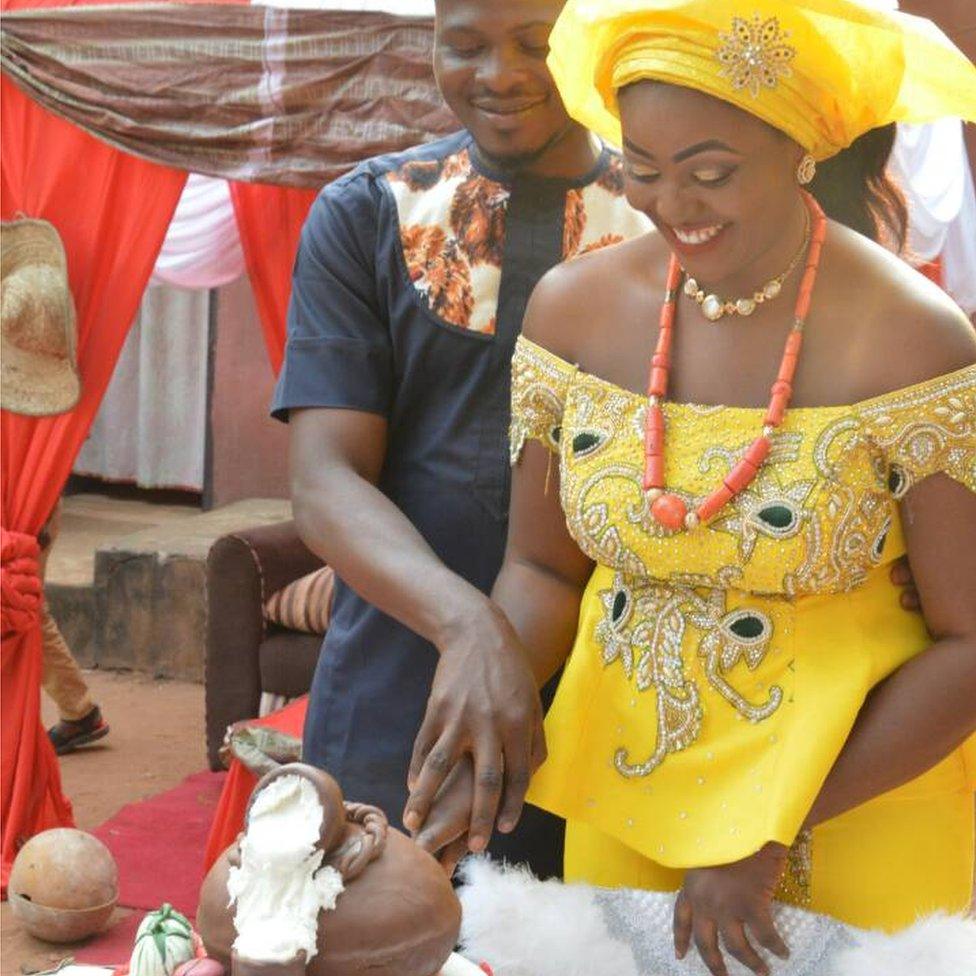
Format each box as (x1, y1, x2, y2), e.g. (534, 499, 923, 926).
(92, 770, 226, 917)
(73, 911, 144, 965)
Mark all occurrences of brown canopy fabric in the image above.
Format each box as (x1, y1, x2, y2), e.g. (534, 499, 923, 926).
(1, 3, 458, 187)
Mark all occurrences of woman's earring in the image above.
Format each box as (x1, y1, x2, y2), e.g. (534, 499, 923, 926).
(796, 154, 816, 185)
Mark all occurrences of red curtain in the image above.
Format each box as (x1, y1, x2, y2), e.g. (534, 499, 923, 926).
(0, 62, 187, 891)
(230, 183, 319, 373)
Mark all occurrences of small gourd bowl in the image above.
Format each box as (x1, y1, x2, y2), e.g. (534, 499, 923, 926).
(9, 890, 116, 943)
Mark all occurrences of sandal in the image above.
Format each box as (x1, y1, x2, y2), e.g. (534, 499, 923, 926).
(48, 705, 110, 755)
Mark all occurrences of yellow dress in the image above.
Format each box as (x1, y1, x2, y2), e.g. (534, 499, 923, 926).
(510, 335, 976, 931)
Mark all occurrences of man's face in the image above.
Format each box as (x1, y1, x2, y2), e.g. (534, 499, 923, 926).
(433, 0, 573, 167)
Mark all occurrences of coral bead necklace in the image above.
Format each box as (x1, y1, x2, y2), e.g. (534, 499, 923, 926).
(644, 191, 827, 532)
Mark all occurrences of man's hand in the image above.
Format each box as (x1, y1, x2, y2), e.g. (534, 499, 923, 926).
(673, 843, 790, 976)
(890, 555, 920, 612)
(404, 598, 545, 854)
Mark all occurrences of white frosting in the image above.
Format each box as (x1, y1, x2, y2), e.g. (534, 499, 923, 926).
(227, 775, 344, 964)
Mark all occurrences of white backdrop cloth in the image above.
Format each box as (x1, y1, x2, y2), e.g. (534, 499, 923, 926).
(74, 285, 210, 491)
(891, 119, 976, 315)
(942, 156, 976, 317)
(150, 174, 245, 290)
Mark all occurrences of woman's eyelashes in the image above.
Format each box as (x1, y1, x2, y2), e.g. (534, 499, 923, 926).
(624, 162, 738, 187)
(625, 164, 660, 184)
(692, 166, 736, 186)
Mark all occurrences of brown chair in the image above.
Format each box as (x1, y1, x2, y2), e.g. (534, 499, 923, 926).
(204, 520, 324, 769)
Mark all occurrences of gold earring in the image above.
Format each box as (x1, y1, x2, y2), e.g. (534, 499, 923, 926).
(796, 154, 816, 185)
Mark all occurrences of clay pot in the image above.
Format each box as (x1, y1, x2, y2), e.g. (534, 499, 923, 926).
(200, 832, 460, 976)
(9, 829, 118, 943)
(244, 764, 345, 855)
(230, 951, 307, 976)
(196, 857, 238, 967)
(317, 827, 461, 976)
(197, 766, 461, 976)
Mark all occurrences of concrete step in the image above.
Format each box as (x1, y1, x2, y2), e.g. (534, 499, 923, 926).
(45, 492, 194, 675)
(46, 582, 96, 668)
(46, 496, 292, 682)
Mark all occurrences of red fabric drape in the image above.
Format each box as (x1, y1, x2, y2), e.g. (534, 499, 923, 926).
(1, 27, 187, 889)
(915, 257, 944, 287)
(203, 696, 308, 871)
(230, 183, 319, 373)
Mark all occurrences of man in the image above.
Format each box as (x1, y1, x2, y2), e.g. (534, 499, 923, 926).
(272, 0, 651, 877)
(40, 503, 109, 754)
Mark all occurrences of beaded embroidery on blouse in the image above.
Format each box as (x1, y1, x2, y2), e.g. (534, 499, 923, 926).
(511, 336, 976, 776)
(596, 569, 786, 778)
(511, 336, 976, 594)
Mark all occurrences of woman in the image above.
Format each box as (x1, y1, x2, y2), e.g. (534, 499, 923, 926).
(410, 2, 976, 973)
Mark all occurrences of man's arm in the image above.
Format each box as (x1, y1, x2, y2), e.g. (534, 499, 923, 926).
(291, 405, 544, 839)
(409, 431, 593, 862)
(291, 406, 492, 655)
(406, 267, 597, 853)
(282, 179, 487, 645)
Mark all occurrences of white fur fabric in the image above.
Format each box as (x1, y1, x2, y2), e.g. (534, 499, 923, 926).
(828, 913, 976, 976)
(457, 858, 976, 976)
(459, 859, 640, 976)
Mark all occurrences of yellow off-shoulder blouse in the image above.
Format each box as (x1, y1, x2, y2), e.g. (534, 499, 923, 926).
(511, 335, 976, 874)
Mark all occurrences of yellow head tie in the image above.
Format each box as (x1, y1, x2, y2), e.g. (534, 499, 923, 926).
(548, 0, 976, 160)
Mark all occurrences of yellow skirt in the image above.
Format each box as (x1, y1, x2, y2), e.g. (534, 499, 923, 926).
(564, 783, 975, 931)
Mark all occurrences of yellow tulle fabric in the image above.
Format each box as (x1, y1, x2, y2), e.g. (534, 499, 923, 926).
(511, 336, 976, 915)
(547, 0, 976, 160)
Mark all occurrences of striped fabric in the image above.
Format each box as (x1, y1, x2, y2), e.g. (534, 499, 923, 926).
(0, 5, 456, 188)
(263, 566, 335, 635)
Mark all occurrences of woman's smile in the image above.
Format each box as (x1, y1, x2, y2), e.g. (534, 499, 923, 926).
(660, 221, 731, 257)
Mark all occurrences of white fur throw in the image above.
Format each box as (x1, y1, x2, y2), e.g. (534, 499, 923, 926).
(457, 858, 976, 976)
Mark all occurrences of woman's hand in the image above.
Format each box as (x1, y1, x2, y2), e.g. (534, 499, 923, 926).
(673, 843, 790, 976)
(403, 597, 546, 853)
(412, 757, 475, 876)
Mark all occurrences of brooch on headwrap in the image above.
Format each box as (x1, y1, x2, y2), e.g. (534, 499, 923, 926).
(717, 14, 796, 98)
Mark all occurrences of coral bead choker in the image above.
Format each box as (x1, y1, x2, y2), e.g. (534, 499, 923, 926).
(683, 211, 811, 322)
(643, 192, 827, 532)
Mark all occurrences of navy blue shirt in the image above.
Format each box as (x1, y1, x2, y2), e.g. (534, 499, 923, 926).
(272, 131, 650, 826)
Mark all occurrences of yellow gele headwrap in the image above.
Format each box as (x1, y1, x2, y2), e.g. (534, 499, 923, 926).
(548, 0, 976, 160)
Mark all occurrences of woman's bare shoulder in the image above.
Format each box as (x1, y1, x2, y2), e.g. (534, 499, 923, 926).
(819, 223, 975, 400)
(521, 231, 668, 363)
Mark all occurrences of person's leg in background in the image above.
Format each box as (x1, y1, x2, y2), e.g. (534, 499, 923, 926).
(38, 500, 109, 754)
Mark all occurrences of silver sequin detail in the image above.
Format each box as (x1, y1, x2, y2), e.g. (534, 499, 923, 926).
(595, 888, 856, 975)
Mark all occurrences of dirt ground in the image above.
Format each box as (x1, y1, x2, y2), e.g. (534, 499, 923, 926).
(1, 670, 206, 976)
